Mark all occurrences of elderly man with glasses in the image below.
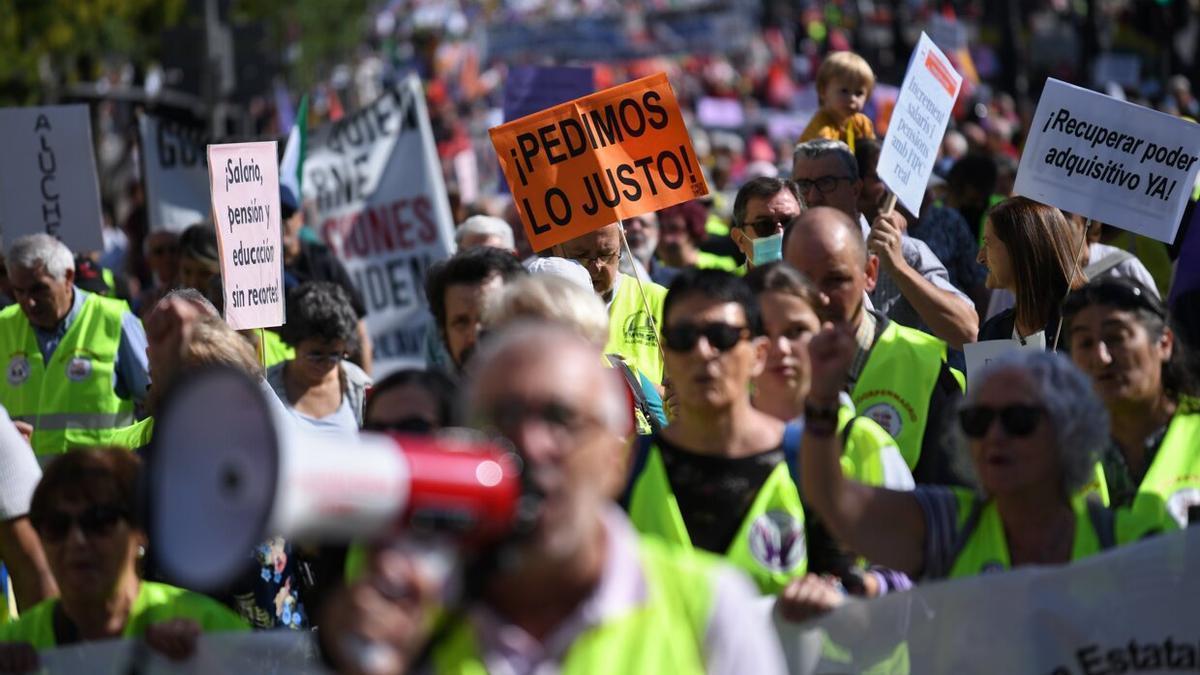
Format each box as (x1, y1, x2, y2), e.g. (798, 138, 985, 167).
(792, 139, 977, 350)
(556, 223, 668, 385)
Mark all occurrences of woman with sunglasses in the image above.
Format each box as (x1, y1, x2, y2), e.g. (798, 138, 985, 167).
(1063, 277, 1200, 528)
(0, 449, 245, 671)
(976, 197, 1087, 348)
(267, 282, 372, 438)
(798, 341, 1173, 582)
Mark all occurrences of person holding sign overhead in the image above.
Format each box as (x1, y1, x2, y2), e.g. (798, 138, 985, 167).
(976, 197, 1087, 347)
(556, 223, 668, 386)
(791, 139, 978, 350)
(1063, 277, 1200, 528)
(0, 235, 149, 458)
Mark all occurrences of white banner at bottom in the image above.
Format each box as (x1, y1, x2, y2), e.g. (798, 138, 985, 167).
(39, 630, 323, 674)
(778, 527, 1200, 674)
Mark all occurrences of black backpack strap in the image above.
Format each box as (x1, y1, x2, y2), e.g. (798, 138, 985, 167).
(607, 354, 661, 434)
(618, 432, 656, 511)
(1086, 497, 1117, 551)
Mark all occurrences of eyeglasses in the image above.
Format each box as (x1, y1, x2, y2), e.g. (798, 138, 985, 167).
(303, 351, 346, 364)
(743, 214, 801, 238)
(364, 417, 437, 434)
(568, 250, 620, 267)
(794, 176, 853, 195)
(35, 504, 127, 542)
(478, 399, 598, 438)
(663, 322, 750, 352)
(959, 404, 1044, 439)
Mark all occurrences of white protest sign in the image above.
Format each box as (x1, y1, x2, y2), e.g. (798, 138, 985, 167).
(207, 142, 284, 330)
(779, 528, 1200, 674)
(876, 33, 963, 215)
(303, 76, 456, 376)
(137, 112, 211, 232)
(0, 104, 104, 252)
(1014, 78, 1200, 244)
(963, 336, 1045, 389)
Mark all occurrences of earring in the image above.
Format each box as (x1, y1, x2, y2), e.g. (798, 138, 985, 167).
(137, 545, 146, 559)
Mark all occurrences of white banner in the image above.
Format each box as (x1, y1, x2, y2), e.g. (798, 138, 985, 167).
(1014, 78, 1200, 244)
(0, 104, 104, 253)
(39, 629, 322, 674)
(137, 113, 211, 233)
(877, 33, 963, 215)
(779, 527, 1200, 674)
(303, 76, 456, 375)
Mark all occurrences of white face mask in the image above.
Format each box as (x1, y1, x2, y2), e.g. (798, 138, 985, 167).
(751, 232, 783, 265)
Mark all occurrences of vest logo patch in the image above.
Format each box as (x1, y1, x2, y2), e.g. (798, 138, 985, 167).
(66, 357, 93, 382)
(748, 510, 805, 573)
(6, 356, 29, 387)
(863, 402, 903, 438)
(1165, 487, 1200, 528)
(622, 310, 659, 347)
(980, 560, 1006, 574)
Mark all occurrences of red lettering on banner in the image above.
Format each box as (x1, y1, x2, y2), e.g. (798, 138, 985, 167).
(318, 196, 439, 261)
(924, 51, 957, 97)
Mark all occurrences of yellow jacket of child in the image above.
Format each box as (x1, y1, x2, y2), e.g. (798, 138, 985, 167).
(799, 110, 876, 150)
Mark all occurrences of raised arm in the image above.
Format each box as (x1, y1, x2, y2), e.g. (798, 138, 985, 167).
(802, 323, 929, 578)
(868, 212, 979, 349)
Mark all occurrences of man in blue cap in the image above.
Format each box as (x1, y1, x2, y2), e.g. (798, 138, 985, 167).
(278, 186, 373, 374)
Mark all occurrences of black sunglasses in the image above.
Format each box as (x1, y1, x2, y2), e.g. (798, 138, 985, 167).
(1064, 278, 1167, 321)
(35, 504, 127, 542)
(959, 404, 1044, 439)
(743, 214, 801, 238)
(663, 322, 750, 352)
(364, 417, 437, 434)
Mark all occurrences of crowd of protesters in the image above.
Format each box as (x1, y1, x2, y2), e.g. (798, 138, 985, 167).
(0, 3, 1197, 673)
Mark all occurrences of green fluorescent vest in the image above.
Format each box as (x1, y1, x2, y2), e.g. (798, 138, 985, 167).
(605, 274, 667, 385)
(630, 451, 806, 594)
(696, 251, 742, 275)
(1127, 410, 1200, 529)
(852, 319, 959, 470)
(628, 409, 904, 595)
(0, 294, 135, 456)
(431, 537, 713, 675)
(0, 581, 247, 648)
(108, 416, 155, 450)
(260, 330, 295, 369)
(942, 488, 1171, 579)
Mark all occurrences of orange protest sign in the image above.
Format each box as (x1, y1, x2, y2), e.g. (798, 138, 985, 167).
(489, 72, 708, 252)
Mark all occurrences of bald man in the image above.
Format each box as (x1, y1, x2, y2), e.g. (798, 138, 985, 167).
(320, 323, 785, 674)
(784, 207, 966, 486)
(557, 224, 668, 384)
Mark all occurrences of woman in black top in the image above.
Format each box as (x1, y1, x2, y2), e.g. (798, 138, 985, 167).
(976, 197, 1086, 348)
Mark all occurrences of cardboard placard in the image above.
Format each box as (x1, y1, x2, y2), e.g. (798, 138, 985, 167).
(489, 72, 708, 252)
(0, 104, 104, 252)
(138, 113, 211, 232)
(876, 33, 963, 215)
(1013, 78, 1200, 244)
(207, 141, 284, 330)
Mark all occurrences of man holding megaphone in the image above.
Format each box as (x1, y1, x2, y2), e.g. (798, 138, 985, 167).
(317, 322, 786, 675)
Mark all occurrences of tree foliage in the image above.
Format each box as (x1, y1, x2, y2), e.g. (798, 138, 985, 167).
(233, 0, 370, 92)
(0, 0, 186, 104)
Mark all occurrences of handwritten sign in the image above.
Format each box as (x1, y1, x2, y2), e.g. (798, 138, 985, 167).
(490, 72, 708, 252)
(0, 104, 104, 252)
(876, 33, 963, 215)
(1014, 78, 1200, 244)
(207, 141, 284, 330)
(304, 77, 456, 375)
(138, 112, 211, 232)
